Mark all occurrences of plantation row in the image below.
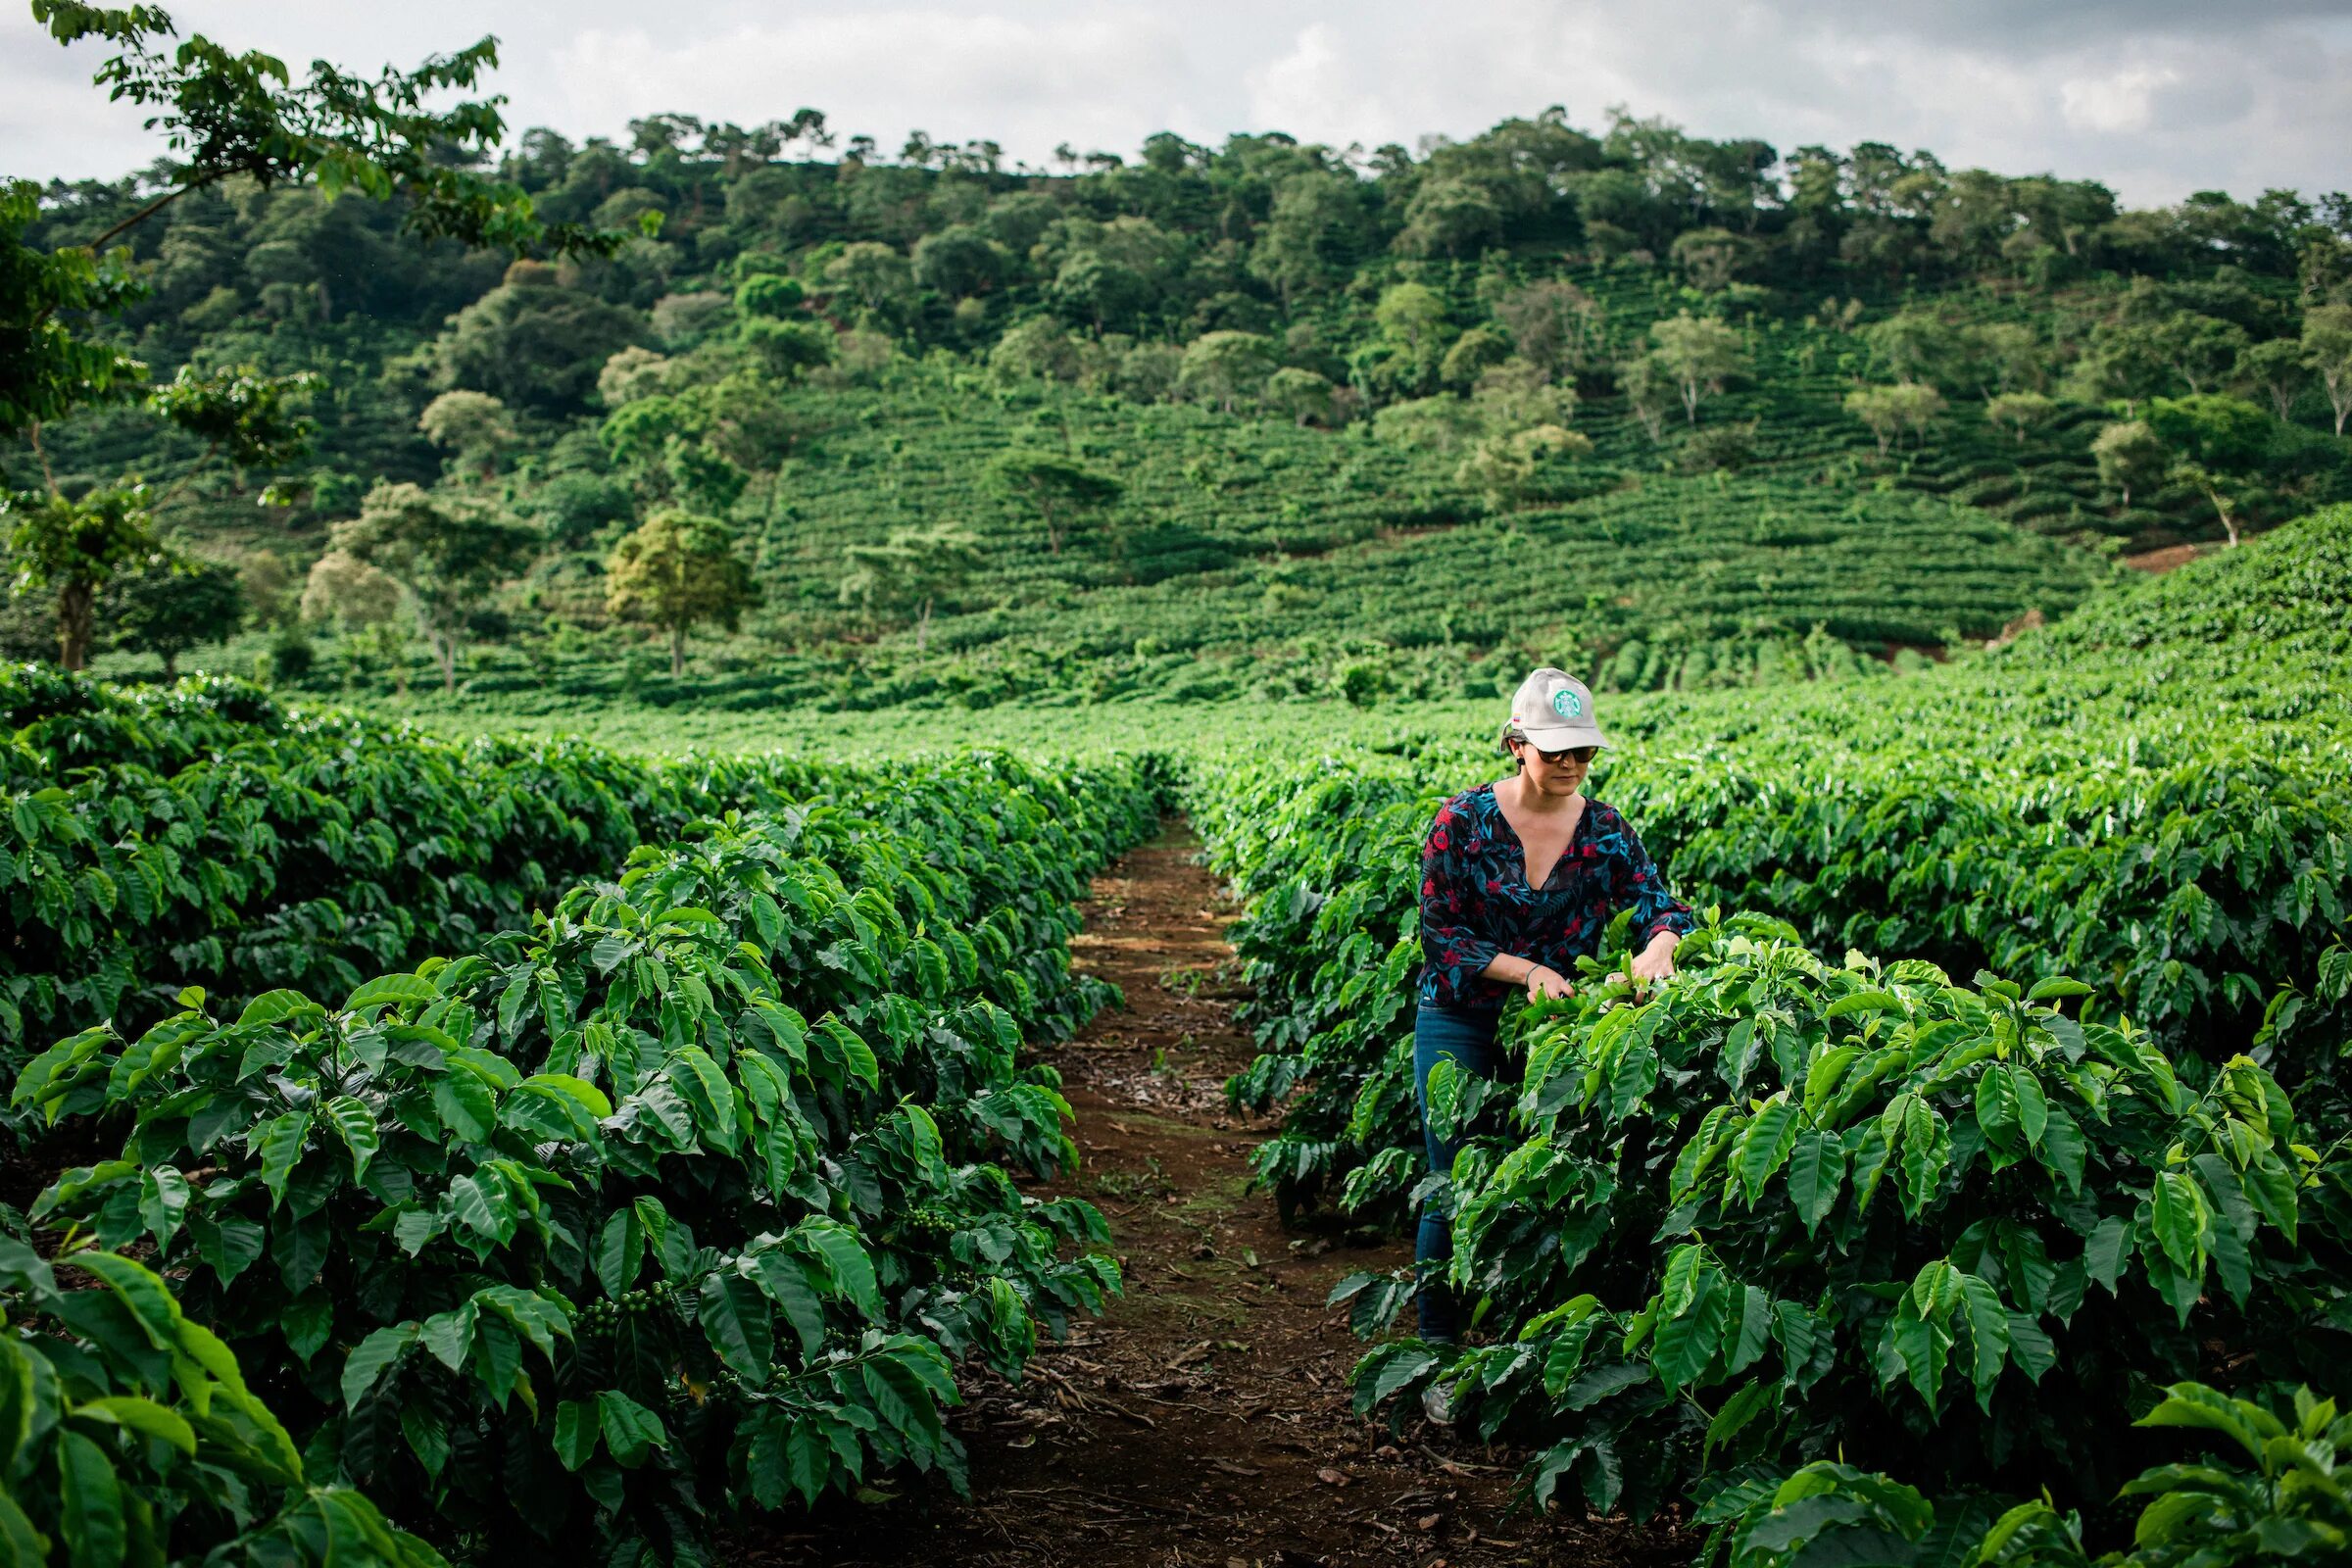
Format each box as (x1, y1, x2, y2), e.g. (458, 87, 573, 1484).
(3, 697, 1161, 1562)
(3, 665, 850, 1071)
(1185, 506, 2352, 1556)
(1207, 506, 2352, 1222)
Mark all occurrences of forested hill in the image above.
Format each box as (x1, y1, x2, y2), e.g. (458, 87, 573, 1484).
(11, 104, 2352, 708)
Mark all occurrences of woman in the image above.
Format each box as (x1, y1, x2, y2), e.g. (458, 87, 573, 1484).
(1413, 666, 1693, 1343)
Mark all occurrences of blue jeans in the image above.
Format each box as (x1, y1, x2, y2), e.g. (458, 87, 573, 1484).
(1413, 1004, 1504, 1341)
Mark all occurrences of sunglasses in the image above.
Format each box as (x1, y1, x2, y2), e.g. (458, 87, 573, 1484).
(1519, 741, 1597, 764)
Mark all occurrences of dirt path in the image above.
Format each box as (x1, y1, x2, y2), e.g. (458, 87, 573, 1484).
(748, 825, 1686, 1568)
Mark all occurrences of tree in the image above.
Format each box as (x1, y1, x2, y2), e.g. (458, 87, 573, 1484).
(416, 390, 515, 481)
(910, 225, 1007, 299)
(1470, 359, 1578, 433)
(102, 553, 244, 677)
(2147, 394, 2272, 547)
(838, 525, 981, 653)
(331, 482, 538, 691)
(1971, 322, 2048, 394)
(1669, 227, 1753, 293)
(738, 318, 834, 380)
(2144, 312, 2250, 394)
(1394, 177, 1503, 259)
(1439, 326, 1513, 391)
(0, 180, 143, 438)
(986, 452, 1121, 556)
(301, 548, 411, 696)
(2305, 304, 2352, 436)
(3, 484, 158, 669)
(2235, 338, 2311, 423)
(1456, 424, 1592, 510)
(1492, 279, 1606, 379)
(2146, 393, 2271, 471)
(733, 273, 805, 319)
(1862, 311, 1960, 386)
(1048, 251, 1151, 334)
(2065, 319, 2171, 416)
(1374, 283, 1451, 364)
(431, 270, 646, 412)
(1371, 396, 1484, 454)
(1984, 391, 2058, 445)
(1648, 313, 1748, 423)
(822, 242, 913, 320)
(1843, 382, 1946, 455)
(990, 318, 1086, 383)
(1178, 331, 1275, 413)
(599, 346, 673, 407)
(1248, 173, 1366, 309)
(2091, 419, 2169, 508)
(1265, 368, 1339, 427)
(1618, 355, 1674, 443)
(605, 511, 760, 676)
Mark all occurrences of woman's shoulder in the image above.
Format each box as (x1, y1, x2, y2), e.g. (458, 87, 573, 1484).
(1431, 781, 1495, 823)
(1580, 797, 1642, 844)
(1425, 782, 1495, 851)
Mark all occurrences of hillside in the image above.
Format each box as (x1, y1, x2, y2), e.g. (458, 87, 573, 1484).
(11, 98, 2352, 705)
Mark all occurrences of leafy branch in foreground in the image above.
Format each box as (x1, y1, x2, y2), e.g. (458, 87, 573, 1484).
(28, 1, 625, 259)
(0, 1235, 442, 1566)
(1707, 1381, 2351, 1568)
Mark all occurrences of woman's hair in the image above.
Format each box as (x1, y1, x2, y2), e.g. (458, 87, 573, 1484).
(1497, 720, 1526, 765)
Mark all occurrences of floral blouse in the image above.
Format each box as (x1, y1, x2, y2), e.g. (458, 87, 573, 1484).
(1418, 783, 1694, 1015)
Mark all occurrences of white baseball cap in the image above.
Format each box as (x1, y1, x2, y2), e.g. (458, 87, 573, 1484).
(1502, 667, 1608, 754)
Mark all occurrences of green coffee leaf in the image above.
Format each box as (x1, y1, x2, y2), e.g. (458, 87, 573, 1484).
(344, 974, 437, 1014)
(341, 1323, 417, 1408)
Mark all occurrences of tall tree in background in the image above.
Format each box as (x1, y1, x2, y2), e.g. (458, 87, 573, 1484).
(3, 484, 156, 668)
(838, 525, 980, 654)
(416, 390, 517, 481)
(2149, 394, 2273, 547)
(5, 360, 314, 667)
(102, 553, 244, 676)
(1844, 382, 1947, 456)
(2306, 304, 2352, 436)
(605, 510, 760, 676)
(986, 452, 1121, 556)
(331, 481, 537, 690)
(2092, 420, 2169, 509)
(4, 0, 621, 670)
(1647, 313, 1748, 423)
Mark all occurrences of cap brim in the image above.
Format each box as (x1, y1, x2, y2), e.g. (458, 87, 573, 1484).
(1520, 721, 1608, 750)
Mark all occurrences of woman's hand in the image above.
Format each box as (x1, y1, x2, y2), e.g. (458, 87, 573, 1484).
(1627, 932, 1679, 990)
(1524, 964, 1575, 1002)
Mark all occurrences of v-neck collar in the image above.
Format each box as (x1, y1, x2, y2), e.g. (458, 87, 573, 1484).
(1484, 781, 1590, 894)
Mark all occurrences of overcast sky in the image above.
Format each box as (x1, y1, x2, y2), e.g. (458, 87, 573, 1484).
(7, 1, 2352, 207)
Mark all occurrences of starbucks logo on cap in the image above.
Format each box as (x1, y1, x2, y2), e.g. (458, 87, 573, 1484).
(1552, 689, 1583, 717)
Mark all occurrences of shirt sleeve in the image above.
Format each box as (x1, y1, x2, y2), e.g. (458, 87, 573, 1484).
(1420, 803, 1499, 991)
(1612, 811, 1695, 946)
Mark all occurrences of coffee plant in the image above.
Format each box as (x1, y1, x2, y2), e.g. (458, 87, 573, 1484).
(12, 752, 1158, 1558)
(1365, 917, 2349, 1499)
(0, 667, 841, 1065)
(1706, 1381, 2351, 1568)
(0, 1235, 441, 1566)
(1199, 508, 2352, 1226)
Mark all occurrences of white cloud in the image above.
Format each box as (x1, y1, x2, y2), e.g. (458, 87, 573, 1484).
(3, 1, 2350, 205)
(2059, 66, 2183, 134)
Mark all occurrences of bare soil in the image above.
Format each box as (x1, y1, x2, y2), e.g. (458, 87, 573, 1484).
(2121, 543, 2207, 573)
(742, 825, 1689, 1568)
